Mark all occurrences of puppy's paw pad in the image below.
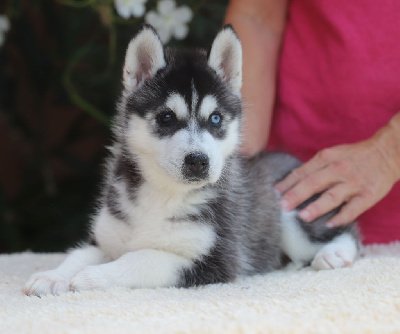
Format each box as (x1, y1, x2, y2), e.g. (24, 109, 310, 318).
(23, 271, 70, 296)
(312, 247, 354, 270)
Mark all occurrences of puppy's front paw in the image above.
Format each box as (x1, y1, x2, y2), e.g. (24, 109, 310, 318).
(23, 270, 70, 296)
(312, 246, 355, 270)
(70, 266, 110, 292)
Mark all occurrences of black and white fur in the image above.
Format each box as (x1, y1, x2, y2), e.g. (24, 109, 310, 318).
(24, 25, 359, 296)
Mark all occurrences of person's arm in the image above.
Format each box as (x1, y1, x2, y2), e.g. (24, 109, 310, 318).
(275, 112, 400, 227)
(224, 0, 289, 157)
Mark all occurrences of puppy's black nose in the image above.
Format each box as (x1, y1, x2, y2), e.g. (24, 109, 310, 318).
(184, 153, 209, 179)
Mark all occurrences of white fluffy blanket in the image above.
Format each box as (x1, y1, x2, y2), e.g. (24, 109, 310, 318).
(1, 244, 400, 333)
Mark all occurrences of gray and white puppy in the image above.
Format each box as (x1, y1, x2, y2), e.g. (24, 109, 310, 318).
(24, 25, 359, 296)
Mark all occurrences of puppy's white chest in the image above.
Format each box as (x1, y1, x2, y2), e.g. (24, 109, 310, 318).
(94, 185, 216, 261)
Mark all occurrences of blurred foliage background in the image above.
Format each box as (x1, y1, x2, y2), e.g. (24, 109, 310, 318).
(0, 0, 228, 253)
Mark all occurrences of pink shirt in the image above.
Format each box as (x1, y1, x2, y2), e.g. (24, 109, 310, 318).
(268, 0, 400, 244)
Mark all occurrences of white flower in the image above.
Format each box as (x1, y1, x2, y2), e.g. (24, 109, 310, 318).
(145, 0, 193, 44)
(115, 0, 148, 19)
(0, 15, 10, 48)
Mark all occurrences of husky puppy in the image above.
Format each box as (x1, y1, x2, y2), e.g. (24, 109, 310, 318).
(24, 25, 359, 296)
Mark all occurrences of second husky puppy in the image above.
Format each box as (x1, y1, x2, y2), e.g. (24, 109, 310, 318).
(24, 25, 359, 296)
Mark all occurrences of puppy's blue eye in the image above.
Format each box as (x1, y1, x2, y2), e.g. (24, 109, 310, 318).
(209, 113, 222, 126)
(157, 109, 176, 125)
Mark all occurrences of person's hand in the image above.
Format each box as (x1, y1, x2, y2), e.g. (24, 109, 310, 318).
(274, 132, 400, 227)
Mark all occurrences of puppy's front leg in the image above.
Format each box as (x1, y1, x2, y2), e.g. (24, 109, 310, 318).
(70, 249, 192, 291)
(24, 245, 108, 296)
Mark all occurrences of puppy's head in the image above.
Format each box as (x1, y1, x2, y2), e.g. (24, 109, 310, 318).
(119, 24, 242, 188)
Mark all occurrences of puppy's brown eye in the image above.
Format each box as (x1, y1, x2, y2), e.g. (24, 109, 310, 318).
(157, 109, 176, 126)
(161, 112, 173, 122)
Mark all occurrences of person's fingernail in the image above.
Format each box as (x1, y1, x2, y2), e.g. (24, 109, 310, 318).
(298, 210, 310, 222)
(280, 199, 290, 211)
(326, 222, 334, 228)
(274, 188, 281, 198)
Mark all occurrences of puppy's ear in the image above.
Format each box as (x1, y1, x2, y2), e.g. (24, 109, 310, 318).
(123, 24, 166, 92)
(208, 25, 242, 95)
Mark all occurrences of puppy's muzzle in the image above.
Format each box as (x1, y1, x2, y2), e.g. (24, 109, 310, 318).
(183, 152, 209, 180)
